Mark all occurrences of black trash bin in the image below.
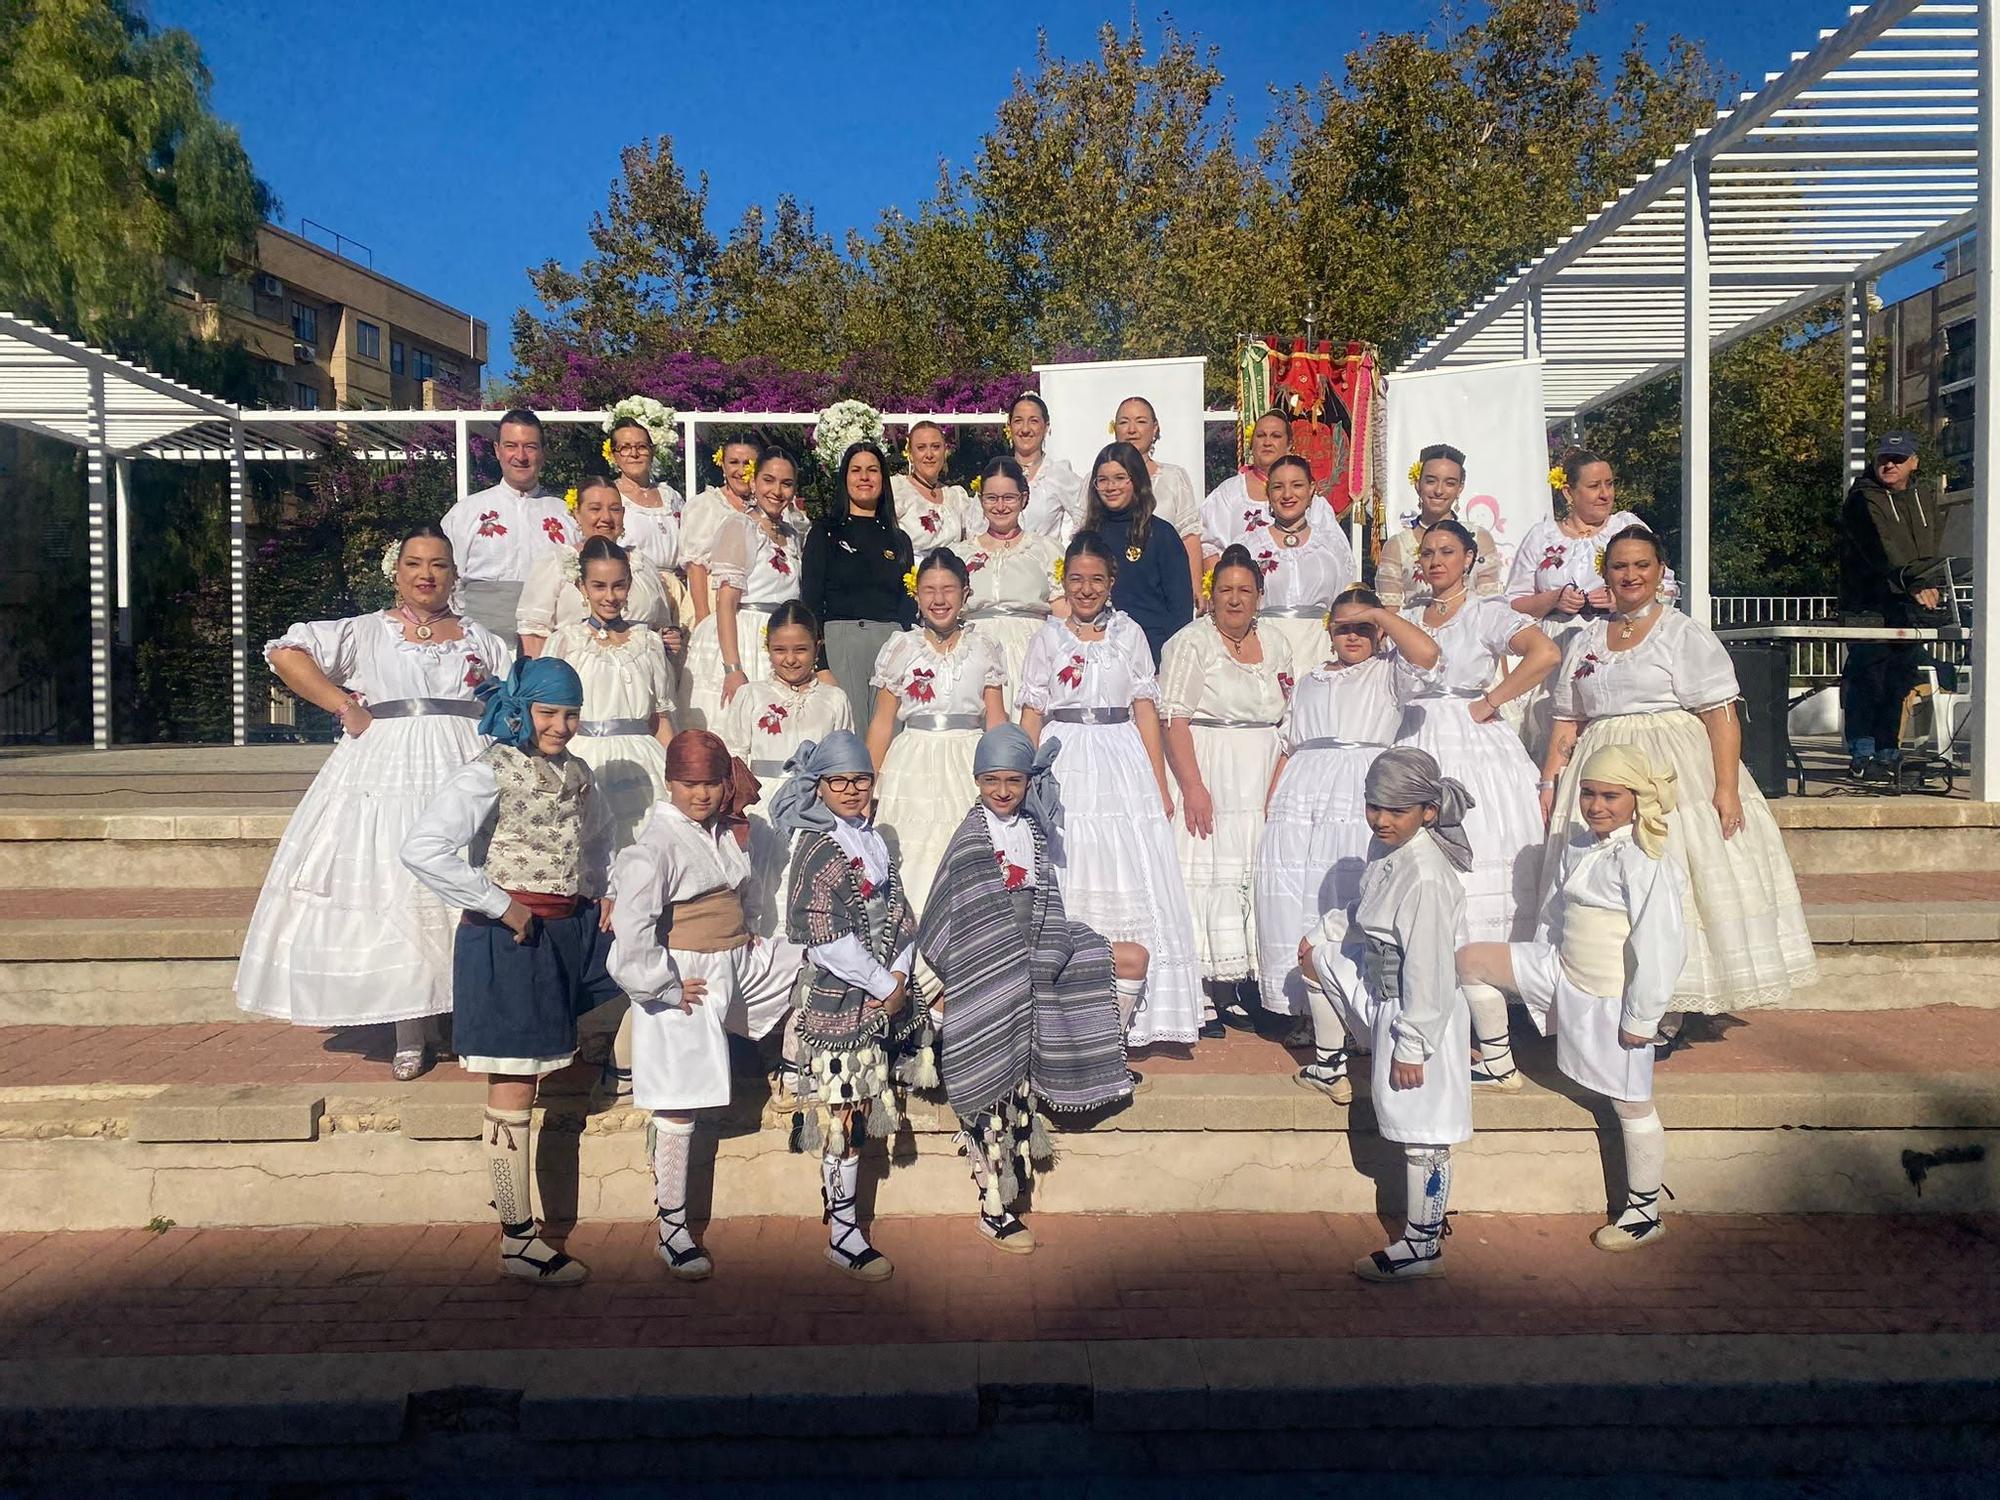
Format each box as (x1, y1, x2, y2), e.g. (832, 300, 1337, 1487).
(1726, 642, 1790, 800)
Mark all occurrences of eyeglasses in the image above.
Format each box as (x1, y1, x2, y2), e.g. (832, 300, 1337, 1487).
(822, 775, 876, 794)
(613, 443, 653, 456)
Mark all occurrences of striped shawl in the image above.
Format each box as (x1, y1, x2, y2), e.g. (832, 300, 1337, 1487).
(785, 828, 923, 1055)
(917, 806, 1128, 1116)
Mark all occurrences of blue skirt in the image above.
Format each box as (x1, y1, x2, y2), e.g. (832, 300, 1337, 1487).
(451, 902, 620, 1063)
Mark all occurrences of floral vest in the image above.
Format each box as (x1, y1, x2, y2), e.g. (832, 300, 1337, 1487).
(479, 743, 590, 894)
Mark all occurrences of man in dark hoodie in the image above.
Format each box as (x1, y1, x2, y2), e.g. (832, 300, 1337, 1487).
(1837, 431, 1950, 774)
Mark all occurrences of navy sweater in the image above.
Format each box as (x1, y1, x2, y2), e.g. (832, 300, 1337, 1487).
(1094, 510, 1194, 666)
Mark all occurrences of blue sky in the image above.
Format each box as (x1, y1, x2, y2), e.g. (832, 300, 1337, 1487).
(152, 0, 1901, 389)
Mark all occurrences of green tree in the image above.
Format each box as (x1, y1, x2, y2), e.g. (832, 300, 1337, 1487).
(1579, 303, 1845, 596)
(0, 0, 272, 388)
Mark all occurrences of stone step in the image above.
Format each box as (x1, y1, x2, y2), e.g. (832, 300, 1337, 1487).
(4, 884, 1999, 1024)
(1774, 796, 2000, 873)
(2, 1007, 1987, 1230)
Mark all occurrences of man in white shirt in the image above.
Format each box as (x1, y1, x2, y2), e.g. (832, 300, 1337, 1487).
(441, 409, 577, 641)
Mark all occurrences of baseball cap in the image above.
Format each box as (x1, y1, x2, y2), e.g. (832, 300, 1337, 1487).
(1875, 431, 1918, 460)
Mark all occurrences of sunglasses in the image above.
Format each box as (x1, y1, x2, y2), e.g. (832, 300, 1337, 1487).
(1330, 621, 1378, 637)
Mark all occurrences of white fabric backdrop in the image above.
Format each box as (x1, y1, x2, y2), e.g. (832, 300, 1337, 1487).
(1384, 358, 1552, 576)
(1032, 356, 1208, 495)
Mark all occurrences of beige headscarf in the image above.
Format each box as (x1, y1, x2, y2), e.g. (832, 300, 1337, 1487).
(1578, 743, 1677, 858)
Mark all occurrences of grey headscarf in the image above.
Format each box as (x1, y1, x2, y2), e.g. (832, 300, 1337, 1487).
(769, 731, 875, 836)
(973, 724, 1066, 850)
(1364, 745, 1476, 873)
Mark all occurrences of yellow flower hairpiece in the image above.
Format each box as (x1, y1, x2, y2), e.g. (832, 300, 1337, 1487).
(600, 438, 614, 464)
(1106, 420, 1116, 435)
(740, 460, 755, 483)
(1200, 564, 1216, 601)
(969, 475, 982, 495)
(711, 444, 725, 469)
(1549, 464, 1569, 491)
(1052, 556, 1065, 585)
(1408, 459, 1424, 487)
(564, 486, 579, 513)
(1001, 423, 1013, 446)
(902, 567, 919, 597)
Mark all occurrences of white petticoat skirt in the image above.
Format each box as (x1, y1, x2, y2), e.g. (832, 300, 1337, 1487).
(875, 725, 982, 917)
(1043, 718, 1202, 1047)
(1546, 710, 1816, 1012)
(685, 604, 775, 730)
(1254, 741, 1383, 1014)
(1398, 695, 1544, 943)
(235, 716, 484, 1027)
(566, 729, 665, 855)
(630, 939, 800, 1112)
(1174, 723, 1281, 981)
(1509, 941, 1654, 1102)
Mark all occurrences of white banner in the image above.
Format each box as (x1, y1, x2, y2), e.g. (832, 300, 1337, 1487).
(1032, 355, 1208, 498)
(1384, 358, 1551, 576)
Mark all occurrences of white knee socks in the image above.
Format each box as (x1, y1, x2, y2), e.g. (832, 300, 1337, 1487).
(1611, 1105, 1667, 1236)
(1464, 982, 1517, 1081)
(1114, 976, 1145, 1032)
(650, 1116, 698, 1257)
(1303, 973, 1350, 1065)
(483, 1107, 534, 1232)
(1359, 1144, 1453, 1279)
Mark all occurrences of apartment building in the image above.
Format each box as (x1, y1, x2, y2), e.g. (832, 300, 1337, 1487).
(169, 223, 487, 410)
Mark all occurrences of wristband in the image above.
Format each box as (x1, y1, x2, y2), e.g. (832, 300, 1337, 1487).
(722, 663, 744, 675)
(1536, 779, 1557, 790)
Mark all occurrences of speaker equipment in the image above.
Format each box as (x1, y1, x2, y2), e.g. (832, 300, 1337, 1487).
(1726, 643, 1791, 800)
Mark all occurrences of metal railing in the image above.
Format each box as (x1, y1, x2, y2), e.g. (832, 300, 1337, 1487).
(0, 677, 58, 742)
(1710, 594, 1969, 681)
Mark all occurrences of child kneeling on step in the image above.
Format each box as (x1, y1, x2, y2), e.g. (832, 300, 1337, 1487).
(1306, 746, 1474, 1282)
(1458, 743, 1685, 1251)
(401, 658, 618, 1286)
(609, 729, 782, 1282)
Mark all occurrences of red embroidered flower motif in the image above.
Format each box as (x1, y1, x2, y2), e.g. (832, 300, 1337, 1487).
(966, 551, 988, 574)
(540, 516, 567, 545)
(1241, 507, 1262, 529)
(1278, 671, 1295, 699)
(462, 653, 487, 689)
(1254, 549, 1280, 576)
(1573, 651, 1603, 682)
(475, 509, 506, 538)
(849, 856, 877, 900)
(994, 848, 1029, 890)
(769, 546, 792, 577)
(906, 667, 937, 704)
(757, 702, 789, 735)
(919, 510, 940, 534)
(1056, 653, 1085, 689)
(1539, 543, 1568, 573)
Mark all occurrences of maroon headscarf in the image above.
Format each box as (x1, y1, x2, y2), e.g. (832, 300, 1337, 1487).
(665, 729, 760, 846)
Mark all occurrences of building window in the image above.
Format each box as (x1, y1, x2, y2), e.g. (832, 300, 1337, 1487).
(390, 340, 405, 375)
(290, 302, 317, 345)
(1941, 319, 1977, 390)
(356, 320, 381, 360)
(293, 382, 320, 410)
(413, 349, 435, 380)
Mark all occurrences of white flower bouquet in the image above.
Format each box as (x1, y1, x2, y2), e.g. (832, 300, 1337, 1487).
(812, 399, 885, 470)
(602, 395, 680, 469)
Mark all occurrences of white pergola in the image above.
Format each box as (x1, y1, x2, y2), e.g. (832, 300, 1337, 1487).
(1398, 0, 2000, 796)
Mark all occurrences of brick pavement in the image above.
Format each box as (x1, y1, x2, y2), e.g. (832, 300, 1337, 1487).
(0, 1213, 1991, 1360)
(0, 1005, 1992, 1089)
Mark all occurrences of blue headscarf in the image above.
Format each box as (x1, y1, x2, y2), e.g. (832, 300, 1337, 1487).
(973, 724, 1066, 850)
(769, 731, 875, 835)
(475, 657, 585, 751)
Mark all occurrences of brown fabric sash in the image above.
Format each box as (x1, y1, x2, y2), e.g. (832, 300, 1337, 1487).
(664, 888, 749, 952)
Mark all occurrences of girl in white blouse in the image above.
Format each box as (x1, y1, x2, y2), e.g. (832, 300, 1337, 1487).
(1113, 395, 1207, 606)
(1254, 585, 1439, 1097)
(686, 448, 804, 730)
(1237, 455, 1359, 676)
(961, 456, 1067, 709)
(890, 420, 975, 552)
(1541, 527, 1816, 1025)
(1160, 545, 1288, 1035)
(867, 550, 1009, 914)
(1373, 444, 1502, 609)
(516, 478, 675, 655)
(1019, 533, 1203, 1051)
(1008, 392, 1086, 541)
(1197, 410, 1340, 559)
(1460, 743, 1686, 1251)
(1395, 520, 1559, 1090)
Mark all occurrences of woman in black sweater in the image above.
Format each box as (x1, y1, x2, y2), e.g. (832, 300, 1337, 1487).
(1081, 441, 1196, 665)
(802, 440, 918, 724)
